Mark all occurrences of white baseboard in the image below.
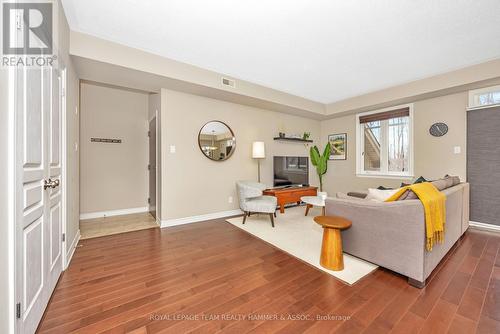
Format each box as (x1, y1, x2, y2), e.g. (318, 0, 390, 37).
(80, 206, 149, 220)
(65, 229, 80, 269)
(161, 209, 243, 228)
(469, 221, 500, 233)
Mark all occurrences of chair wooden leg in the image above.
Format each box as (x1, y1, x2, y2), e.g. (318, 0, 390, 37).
(242, 212, 248, 224)
(269, 213, 275, 227)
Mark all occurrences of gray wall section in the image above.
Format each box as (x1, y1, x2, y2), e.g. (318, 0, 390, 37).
(467, 106, 500, 226)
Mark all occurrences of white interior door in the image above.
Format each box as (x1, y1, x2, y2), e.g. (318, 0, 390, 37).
(14, 64, 63, 334)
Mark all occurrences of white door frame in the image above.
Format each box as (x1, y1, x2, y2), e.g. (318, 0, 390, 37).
(7, 64, 17, 334)
(149, 109, 160, 224)
(60, 66, 68, 269)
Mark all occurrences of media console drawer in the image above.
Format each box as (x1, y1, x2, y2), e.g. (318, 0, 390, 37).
(263, 186, 318, 214)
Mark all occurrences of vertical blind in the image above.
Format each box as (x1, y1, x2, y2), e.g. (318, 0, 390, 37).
(467, 105, 500, 226)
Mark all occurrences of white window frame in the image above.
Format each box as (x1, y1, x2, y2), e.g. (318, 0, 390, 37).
(468, 85, 500, 110)
(356, 103, 414, 179)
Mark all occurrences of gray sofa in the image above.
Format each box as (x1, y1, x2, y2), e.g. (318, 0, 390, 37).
(325, 183, 470, 287)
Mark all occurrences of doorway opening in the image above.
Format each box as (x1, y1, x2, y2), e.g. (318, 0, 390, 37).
(78, 81, 160, 239)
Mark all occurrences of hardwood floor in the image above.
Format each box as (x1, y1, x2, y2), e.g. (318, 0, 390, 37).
(37, 219, 500, 333)
(79, 212, 159, 240)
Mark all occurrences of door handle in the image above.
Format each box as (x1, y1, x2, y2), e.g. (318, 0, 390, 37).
(44, 178, 60, 190)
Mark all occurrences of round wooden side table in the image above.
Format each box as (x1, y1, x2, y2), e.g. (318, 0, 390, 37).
(313, 216, 352, 271)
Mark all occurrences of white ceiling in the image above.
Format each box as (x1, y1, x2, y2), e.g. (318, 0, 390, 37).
(61, 0, 500, 104)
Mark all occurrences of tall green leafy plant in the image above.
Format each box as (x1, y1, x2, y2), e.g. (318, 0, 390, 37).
(310, 143, 331, 192)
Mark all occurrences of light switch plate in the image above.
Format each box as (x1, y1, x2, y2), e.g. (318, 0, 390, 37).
(74, 142, 78, 151)
(454, 146, 461, 154)
(228, 196, 233, 204)
(170, 145, 176, 153)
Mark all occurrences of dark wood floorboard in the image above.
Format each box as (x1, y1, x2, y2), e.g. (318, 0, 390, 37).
(37, 220, 500, 334)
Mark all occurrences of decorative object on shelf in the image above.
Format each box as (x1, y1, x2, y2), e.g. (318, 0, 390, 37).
(252, 141, 266, 182)
(198, 121, 236, 161)
(310, 142, 331, 192)
(328, 133, 347, 160)
(279, 132, 286, 138)
(303, 132, 311, 140)
(429, 122, 448, 137)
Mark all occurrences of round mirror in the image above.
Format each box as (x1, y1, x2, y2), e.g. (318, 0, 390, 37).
(198, 121, 236, 161)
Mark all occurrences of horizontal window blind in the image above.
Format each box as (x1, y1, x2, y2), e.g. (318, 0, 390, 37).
(359, 107, 409, 124)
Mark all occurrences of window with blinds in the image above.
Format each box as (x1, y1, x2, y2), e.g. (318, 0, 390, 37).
(356, 105, 413, 177)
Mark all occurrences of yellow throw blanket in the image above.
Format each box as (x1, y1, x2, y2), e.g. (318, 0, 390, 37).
(385, 182, 446, 251)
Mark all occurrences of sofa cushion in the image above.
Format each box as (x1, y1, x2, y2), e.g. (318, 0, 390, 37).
(346, 191, 368, 199)
(398, 175, 461, 200)
(401, 175, 428, 187)
(366, 188, 400, 201)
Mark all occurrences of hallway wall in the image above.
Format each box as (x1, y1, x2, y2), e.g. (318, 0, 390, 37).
(80, 83, 149, 216)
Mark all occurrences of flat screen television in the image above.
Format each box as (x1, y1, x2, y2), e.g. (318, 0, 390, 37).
(273, 156, 309, 187)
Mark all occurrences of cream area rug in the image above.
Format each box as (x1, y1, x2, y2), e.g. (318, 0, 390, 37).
(226, 206, 378, 285)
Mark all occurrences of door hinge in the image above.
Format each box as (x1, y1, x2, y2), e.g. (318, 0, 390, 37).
(16, 303, 21, 319)
(148, 164, 150, 170)
(148, 131, 151, 137)
(15, 13, 22, 30)
(148, 197, 151, 204)
(62, 233, 65, 242)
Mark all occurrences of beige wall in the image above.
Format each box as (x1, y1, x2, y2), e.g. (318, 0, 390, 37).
(80, 83, 149, 214)
(161, 89, 321, 220)
(320, 92, 467, 194)
(159, 88, 468, 221)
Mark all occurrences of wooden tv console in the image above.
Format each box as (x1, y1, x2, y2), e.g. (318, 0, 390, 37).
(263, 186, 318, 214)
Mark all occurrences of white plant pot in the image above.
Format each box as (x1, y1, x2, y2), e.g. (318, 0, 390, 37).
(318, 191, 328, 200)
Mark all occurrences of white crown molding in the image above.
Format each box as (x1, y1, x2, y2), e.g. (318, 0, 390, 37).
(161, 209, 243, 228)
(80, 206, 149, 220)
(469, 221, 500, 233)
(65, 229, 80, 270)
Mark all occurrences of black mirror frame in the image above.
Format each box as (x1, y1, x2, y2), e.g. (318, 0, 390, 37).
(198, 120, 236, 161)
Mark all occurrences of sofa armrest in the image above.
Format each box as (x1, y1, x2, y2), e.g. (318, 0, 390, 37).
(325, 197, 426, 281)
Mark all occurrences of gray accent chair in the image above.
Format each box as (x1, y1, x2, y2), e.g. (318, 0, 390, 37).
(236, 181, 277, 227)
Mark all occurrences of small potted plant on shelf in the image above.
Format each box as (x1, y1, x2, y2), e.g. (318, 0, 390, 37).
(310, 142, 330, 199)
(303, 132, 311, 140)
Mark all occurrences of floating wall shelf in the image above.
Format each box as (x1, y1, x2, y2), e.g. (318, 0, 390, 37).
(273, 137, 313, 143)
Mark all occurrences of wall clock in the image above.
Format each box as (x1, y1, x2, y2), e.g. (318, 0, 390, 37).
(429, 122, 448, 137)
